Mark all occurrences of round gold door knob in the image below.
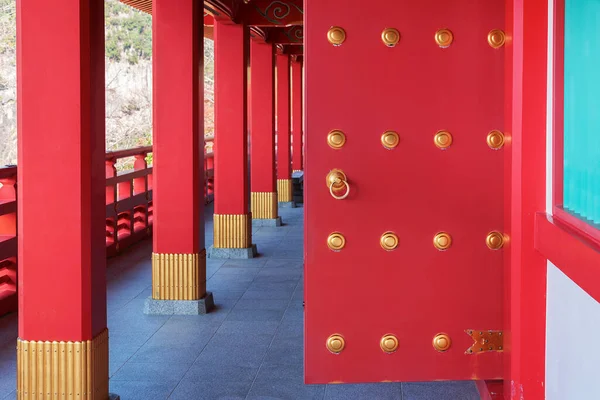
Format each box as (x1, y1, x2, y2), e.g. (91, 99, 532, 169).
(380, 334, 399, 353)
(380, 232, 399, 251)
(327, 27, 346, 46)
(381, 131, 400, 150)
(432, 333, 452, 352)
(486, 231, 505, 250)
(434, 130, 453, 149)
(433, 232, 452, 250)
(435, 29, 454, 47)
(327, 232, 346, 251)
(488, 29, 505, 49)
(326, 334, 345, 353)
(487, 130, 505, 150)
(381, 28, 400, 47)
(327, 130, 346, 149)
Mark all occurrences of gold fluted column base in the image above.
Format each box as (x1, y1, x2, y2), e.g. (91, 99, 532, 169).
(17, 329, 109, 400)
(277, 179, 293, 202)
(251, 192, 278, 219)
(213, 213, 252, 248)
(152, 250, 207, 300)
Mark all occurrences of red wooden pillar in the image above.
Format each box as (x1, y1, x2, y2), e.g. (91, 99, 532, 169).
(150, 0, 213, 311)
(276, 54, 293, 204)
(250, 40, 280, 224)
(504, 0, 548, 397)
(291, 58, 303, 173)
(210, 20, 256, 258)
(16, 0, 112, 398)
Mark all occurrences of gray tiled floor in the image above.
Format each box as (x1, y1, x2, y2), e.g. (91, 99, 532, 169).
(0, 204, 482, 400)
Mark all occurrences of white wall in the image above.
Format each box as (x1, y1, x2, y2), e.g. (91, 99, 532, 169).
(545, 1, 600, 399)
(546, 263, 600, 400)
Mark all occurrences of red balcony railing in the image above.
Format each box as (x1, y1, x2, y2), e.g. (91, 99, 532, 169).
(105, 146, 154, 256)
(0, 138, 214, 317)
(0, 166, 17, 318)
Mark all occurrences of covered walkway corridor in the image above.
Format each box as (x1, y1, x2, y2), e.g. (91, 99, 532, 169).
(5, 0, 600, 398)
(0, 205, 480, 400)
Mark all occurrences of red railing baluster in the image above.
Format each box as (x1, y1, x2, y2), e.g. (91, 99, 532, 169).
(105, 159, 118, 254)
(105, 146, 152, 255)
(205, 135, 214, 204)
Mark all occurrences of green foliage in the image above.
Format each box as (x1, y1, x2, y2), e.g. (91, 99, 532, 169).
(0, 0, 16, 55)
(106, 36, 121, 62)
(104, 0, 152, 65)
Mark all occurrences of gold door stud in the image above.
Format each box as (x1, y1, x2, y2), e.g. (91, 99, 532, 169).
(327, 232, 346, 251)
(381, 28, 401, 47)
(381, 131, 400, 150)
(326, 334, 345, 354)
(434, 130, 453, 149)
(380, 334, 399, 353)
(327, 27, 346, 46)
(487, 130, 505, 150)
(435, 29, 454, 47)
(327, 130, 346, 149)
(433, 232, 452, 250)
(488, 29, 505, 48)
(486, 231, 505, 250)
(380, 232, 399, 251)
(432, 333, 452, 352)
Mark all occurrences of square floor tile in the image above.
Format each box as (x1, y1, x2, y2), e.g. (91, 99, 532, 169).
(195, 343, 269, 368)
(182, 363, 259, 384)
(325, 383, 402, 400)
(248, 378, 325, 400)
(129, 345, 201, 366)
(402, 381, 480, 400)
(109, 380, 176, 400)
(111, 361, 190, 384)
(168, 380, 251, 400)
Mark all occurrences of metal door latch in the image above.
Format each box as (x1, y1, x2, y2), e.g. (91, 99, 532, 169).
(465, 329, 504, 354)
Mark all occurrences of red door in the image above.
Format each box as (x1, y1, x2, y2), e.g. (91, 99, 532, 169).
(304, 0, 505, 383)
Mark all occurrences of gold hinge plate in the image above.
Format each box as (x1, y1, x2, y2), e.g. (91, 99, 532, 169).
(465, 329, 504, 354)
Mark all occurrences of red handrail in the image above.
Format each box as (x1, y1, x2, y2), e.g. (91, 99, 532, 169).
(0, 138, 214, 316)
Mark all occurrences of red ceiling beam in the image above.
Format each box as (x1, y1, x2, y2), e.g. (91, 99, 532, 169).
(242, 0, 303, 26)
(204, 0, 236, 21)
(250, 27, 268, 42)
(119, 1, 304, 29)
(277, 44, 303, 56)
(265, 26, 303, 45)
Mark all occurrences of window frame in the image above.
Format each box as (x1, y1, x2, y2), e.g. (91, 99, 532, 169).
(552, 0, 600, 248)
